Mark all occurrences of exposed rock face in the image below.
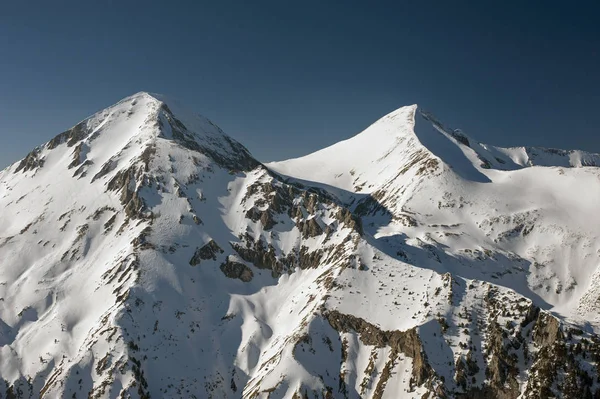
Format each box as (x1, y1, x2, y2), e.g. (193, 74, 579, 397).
(190, 240, 224, 266)
(292, 285, 600, 399)
(231, 234, 280, 273)
(245, 207, 277, 230)
(107, 165, 147, 219)
(14, 148, 44, 173)
(334, 208, 363, 235)
(220, 257, 253, 282)
(297, 217, 323, 238)
(325, 310, 434, 390)
(532, 311, 563, 347)
(67, 142, 87, 169)
(521, 312, 599, 398)
(47, 121, 89, 150)
(475, 294, 521, 398)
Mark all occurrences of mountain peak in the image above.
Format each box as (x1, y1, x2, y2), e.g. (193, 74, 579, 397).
(3, 94, 600, 398)
(269, 102, 600, 197)
(10, 92, 259, 181)
(267, 103, 424, 195)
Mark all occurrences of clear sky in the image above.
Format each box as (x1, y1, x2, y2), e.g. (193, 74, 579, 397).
(1, 1, 599, 168)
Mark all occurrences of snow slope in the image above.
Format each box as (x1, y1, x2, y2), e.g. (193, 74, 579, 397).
(1, 93, 600, 398)
(268, 106, 600, 192)
(269, 105, 600, 324)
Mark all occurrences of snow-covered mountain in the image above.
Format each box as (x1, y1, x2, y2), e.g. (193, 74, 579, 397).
(2, 92, 600, 398)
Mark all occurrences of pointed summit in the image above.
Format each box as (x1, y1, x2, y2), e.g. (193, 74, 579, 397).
(268, 104, 424, 193)
(12, 92, 259, 179)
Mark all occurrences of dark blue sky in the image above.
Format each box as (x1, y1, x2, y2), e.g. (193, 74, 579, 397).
(1, 1, 599, 167)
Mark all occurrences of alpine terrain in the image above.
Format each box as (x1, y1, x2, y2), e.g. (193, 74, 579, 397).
(2, 92, 600, 399)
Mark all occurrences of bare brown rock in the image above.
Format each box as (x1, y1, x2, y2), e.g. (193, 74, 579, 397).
(220, 258, 253, 282)
(190, 240, 224, 266)
(325, 310, 434, 391)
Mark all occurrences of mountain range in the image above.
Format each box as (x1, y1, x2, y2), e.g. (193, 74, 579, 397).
(1, 92, 600, 398)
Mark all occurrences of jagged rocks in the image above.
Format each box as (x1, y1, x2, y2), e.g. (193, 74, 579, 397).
(14, 148, 44, 174)
(532, 312, 563, 347)
(67, 142, 88, 169)
(300, 191, 320, 214)
(325, 310, 434, 390)
(354, 194, 389, 218)
(106, 166, 147, 219)
(298, 245, 324, 269)
(451, 286, 600, 398)
(483, 319, 520, 398)
(296, 217, 323, 238)
(103, 214, 117, 233)
(455, 351, 480, 392)
(242, 175, 297, 216)
(139, 144, 156, 172)
(132, 227, 154, 250)
(47, 121, 89, 149)
(89, 206, 117, 221)
(394, 213, 418, 227)
(189, 240, 224, 266)
(220, 257, 253, 282)
(520, 311, 597, 398)
(91, 158, 118, 182)
(245, 207, 277, 230)
(231, 236, 281, 275)
(72, 159, 93, 178)
(334, 208, 363, 235)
